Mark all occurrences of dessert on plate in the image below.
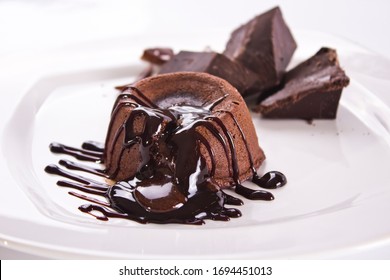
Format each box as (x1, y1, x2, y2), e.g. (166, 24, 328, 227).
(46, 72, 286, 224)
(45, 5, 352, 224)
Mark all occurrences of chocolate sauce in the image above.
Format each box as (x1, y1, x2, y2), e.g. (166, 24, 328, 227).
(235, 184, 274, 201)
(252, 171, 287, 189)
(81, 141, 104, 152)
(46, 87, 286, 225)
(49, 142, 102, 163)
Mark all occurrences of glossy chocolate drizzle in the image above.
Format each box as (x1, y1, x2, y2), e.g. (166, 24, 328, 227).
(46, 87, 286, 225)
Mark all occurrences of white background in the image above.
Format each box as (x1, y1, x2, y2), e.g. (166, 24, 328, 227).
(1, 0, 390, 259)
(1, 0, 390, 58)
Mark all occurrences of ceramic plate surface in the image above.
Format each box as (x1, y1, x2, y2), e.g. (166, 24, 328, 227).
(1, 30, 390, 259)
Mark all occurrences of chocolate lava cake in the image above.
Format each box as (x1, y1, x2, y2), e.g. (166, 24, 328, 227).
(104, 72, 265, 187)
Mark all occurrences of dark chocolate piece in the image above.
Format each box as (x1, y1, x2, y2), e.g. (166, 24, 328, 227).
(257, 47, 350, 119)
(223, 7, 297, 96)
(158, 51, 259, 96)
(141, 48, 174, 65)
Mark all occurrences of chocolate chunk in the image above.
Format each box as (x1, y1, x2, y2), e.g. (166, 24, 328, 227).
(257, 47, 350, 119)
(158, 51, 259, 96)
(223, 7, 297, 96)
(141, 48, 174, 65)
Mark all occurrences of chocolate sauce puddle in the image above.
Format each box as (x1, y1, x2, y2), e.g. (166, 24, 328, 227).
(45, 88, 286, 225)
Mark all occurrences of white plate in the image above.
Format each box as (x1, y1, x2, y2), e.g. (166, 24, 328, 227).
(1, 30, 390, 259)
